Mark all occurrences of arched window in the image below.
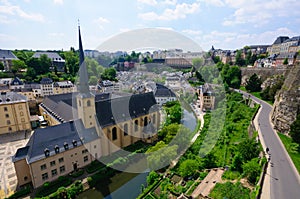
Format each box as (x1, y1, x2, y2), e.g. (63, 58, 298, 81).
(78, 100, 81, 107)
(144, 117, 148, 126)
(7, 120, 11, 125)
(20, 111, 24, 116)
(112, 127, 117, 140)
(87, 100, 91, 107)
(124, 123, 128, 136)
(134, 120, 138, 132)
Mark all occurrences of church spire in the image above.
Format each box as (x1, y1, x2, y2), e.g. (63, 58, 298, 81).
(77, 24, 90, 95)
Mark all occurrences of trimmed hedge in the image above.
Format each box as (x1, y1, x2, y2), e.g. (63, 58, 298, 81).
(7, 186, 31, 199)
(35, 176, 72, 197)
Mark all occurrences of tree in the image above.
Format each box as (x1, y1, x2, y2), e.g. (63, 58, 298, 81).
(64, 50, 79, 75)
(231, 152, 243, 172)
(179, 159, 199, 177)
(147, 171, 159, 185)
(283, 58, 288, 65)
(290, 114, 300, 144)
(245, 73, 262, 92)
(101, 67, 117, 81)
(0, 62, 4, 70)
(237, 138, 260, 162)
(235, 50, 245, 66)
(242, 158, 261, 184)
(192, 58, 204, 69)
(221, 65, 241, 89)
(39, 54, 51, 74)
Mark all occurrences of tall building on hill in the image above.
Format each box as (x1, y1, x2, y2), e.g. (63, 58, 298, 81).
(13, 25, 160, 189)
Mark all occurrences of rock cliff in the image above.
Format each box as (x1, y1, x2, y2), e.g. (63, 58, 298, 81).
(271, 64, 300, 134)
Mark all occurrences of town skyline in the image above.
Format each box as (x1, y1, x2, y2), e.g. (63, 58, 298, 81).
(1, 0, 300, 51)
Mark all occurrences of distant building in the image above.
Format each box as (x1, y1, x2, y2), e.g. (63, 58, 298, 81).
(0, 92, 31, 135)
(10, 77, 24, 90)
(154, 83, 177, 106)
(40, 78, 53, 96)
(0, 49, 18, 71)
(197, 84, 215, 111)
(165, 57, 193, 69)
(53, 81, 75, 95)
(33, 52, 65, 72)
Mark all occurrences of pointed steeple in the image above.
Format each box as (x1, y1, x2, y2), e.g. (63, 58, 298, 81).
(77, 24, 90, 96)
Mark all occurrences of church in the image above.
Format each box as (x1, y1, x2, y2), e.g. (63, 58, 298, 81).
(13, 26, 160, 188)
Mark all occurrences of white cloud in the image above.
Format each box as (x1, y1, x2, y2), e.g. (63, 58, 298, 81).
(53, 0, 63, 5)
(161, 0, 177, 5)
(198, 0, 224, 7)
(196, 27, 297, 50)
(182, 29, 202, 35)
(0, 0, 44, 22)
(222, 0, 300, 26)
(93, 17, 110, 29)
(137, 0, 157, 6)
(139, 2, 200, 21)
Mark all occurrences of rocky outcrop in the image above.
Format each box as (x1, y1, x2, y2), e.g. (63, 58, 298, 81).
(271, 64, 300, 134)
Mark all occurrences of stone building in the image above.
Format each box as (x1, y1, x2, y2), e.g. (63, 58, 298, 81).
(197, 84, 215, 111)
(0, 92, 31, 135)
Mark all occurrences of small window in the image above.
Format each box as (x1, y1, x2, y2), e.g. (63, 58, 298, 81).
(51, 169, 57, 177)
(112, 127, 117, 140)
(20, 112, 24, 116)
(87, 100, 91, 107)
(21, 118, 25, 123)
(7, 120, 10, 125)
(4, 107, 8, 111)
(60, 166, 65, 173)
(124, 124, 128, 136)
(50, 160, 56, 167)
(58, 157, 64, 163)
(5, 114, 9, 118)
(134, 120, 138, 132)
(40, 164, 47, 170)
(84, 155, 88, 162)
(24, 176, 28, 181)
(8, 127, 12, 131)
(94, 145, 96, 149)
(82, 149, 88, 154)
(18, 105, 23, 110)
(42, 173, 48, 181)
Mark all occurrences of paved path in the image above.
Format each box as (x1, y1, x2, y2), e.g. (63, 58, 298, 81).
(239, 90, 300, 199)
(0, 132, 30, 198)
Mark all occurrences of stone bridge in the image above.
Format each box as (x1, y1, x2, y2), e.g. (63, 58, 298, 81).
(241, 67, 290, 85)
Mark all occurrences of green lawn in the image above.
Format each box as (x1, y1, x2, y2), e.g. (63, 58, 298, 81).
(278, 133, 300, 174)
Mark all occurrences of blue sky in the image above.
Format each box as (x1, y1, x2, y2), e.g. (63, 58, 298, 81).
(0, 0, 299, 51)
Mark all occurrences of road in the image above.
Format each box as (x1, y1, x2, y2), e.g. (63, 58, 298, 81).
(239, 90, 300, 199)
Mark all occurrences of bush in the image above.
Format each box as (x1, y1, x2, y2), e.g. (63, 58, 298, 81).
(70, 169, 84, 178)
(35, 176, 72, 197)
(86, 160, 105, 174)
(7, 186, 31, 199)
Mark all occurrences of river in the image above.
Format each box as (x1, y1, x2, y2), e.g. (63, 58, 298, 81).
(77, 108, 197, 199)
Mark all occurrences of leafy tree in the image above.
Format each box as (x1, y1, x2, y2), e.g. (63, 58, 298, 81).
(0, 62, 4, 70)
(192, 58, 204, 69)
(24, 67, 36, 81)
(89, 76, 98, 85)
(283, 58, 288, 65)
(221, 65, 241, 89)
(101, 67, 117, 81)
(242, 158, 261, 184)
(147, 171, 159, 185)
(210, 182, 250, 199)
(39, 54, 51, 74)
(179, 159, 199, 177)
(203, 153, 217, 169)
(158, 123, 180, 143)
(231, 152, 243, 172)
(235, 50, 245, 66)
(64, 50, 79, 75)
(237, 138, 260, 162)
(290, 114, 300, 144)
(245, 73, 262, 92)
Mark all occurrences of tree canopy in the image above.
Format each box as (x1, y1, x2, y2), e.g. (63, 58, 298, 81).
(245, 73, 262, 92)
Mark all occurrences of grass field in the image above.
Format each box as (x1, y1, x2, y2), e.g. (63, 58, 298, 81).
(278, 133, 300, 174)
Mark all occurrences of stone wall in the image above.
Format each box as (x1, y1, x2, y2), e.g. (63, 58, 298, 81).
(271, 64, 300, 134)
(241, 67, 290, 85)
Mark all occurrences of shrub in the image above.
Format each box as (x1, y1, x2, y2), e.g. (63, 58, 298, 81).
(7, 186, 31, 199)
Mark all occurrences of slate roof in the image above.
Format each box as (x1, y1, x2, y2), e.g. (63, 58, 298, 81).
(33, 52, 65, 62)
(13, 120, 98, 163)
(155, 83, 176, 98)
(277, 52, 297, 59)
(10, 77, 23, 86)
(40, 77, 53, 84)
(0, 92, 27, 103)
(95, 92, 158, 128)
(273, 36, 289, 45)
(284, 36, 300, 43)
(0, 50, 18, 60)
(53, 81, 74, 88)
(24, 83, 41, 89)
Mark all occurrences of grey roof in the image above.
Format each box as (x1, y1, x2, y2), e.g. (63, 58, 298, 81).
(0, 50, 18, 60)
(33, 52, 64, 61)
(0, 92, 27, 103)
(155, 83, 176, 98)
(53, 81, 74, 88)
(277, 52, 297, 59)
(24, 83, 41, 89)
(40, 77, 53, 84)
(284, 36, 300, 43)
(13, 120, 98, 163)
(10, 77, 23, 86)
(95, 92, 158, 128)
(273, 36, 289, 45)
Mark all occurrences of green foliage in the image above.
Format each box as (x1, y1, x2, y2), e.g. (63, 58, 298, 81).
(70, 169, 84, 178)
(237, 138, 260, 162)
(158, 123, 180, 143)
(164, 101, 182, 125)
(101, 67, 117, 81)
(222, 170, 241, 180)
(147, 171, 160, 185)
(0, 62, 4, 70)
(210, 182, 250, 199)
(7, 186, 31, 199)
(242, 158, 261, 184)
(178, 159, 199, 177)
(231, 152, 243, 172)
(192, 58, 204, 69)
(235, 50, 246, 66)
(221, 64, 242, 89)
(260, 76, 284, 103)
(11, 59, 26, 74)
(35, 176, 72, 197)
(290, 114, 300, 145)
(245, 73, 262, 92)
(63, 50, 79, 75)
(283, 57, 288, 65)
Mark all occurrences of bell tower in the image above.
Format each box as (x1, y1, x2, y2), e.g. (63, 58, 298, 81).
(76, 24, 95, 129)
